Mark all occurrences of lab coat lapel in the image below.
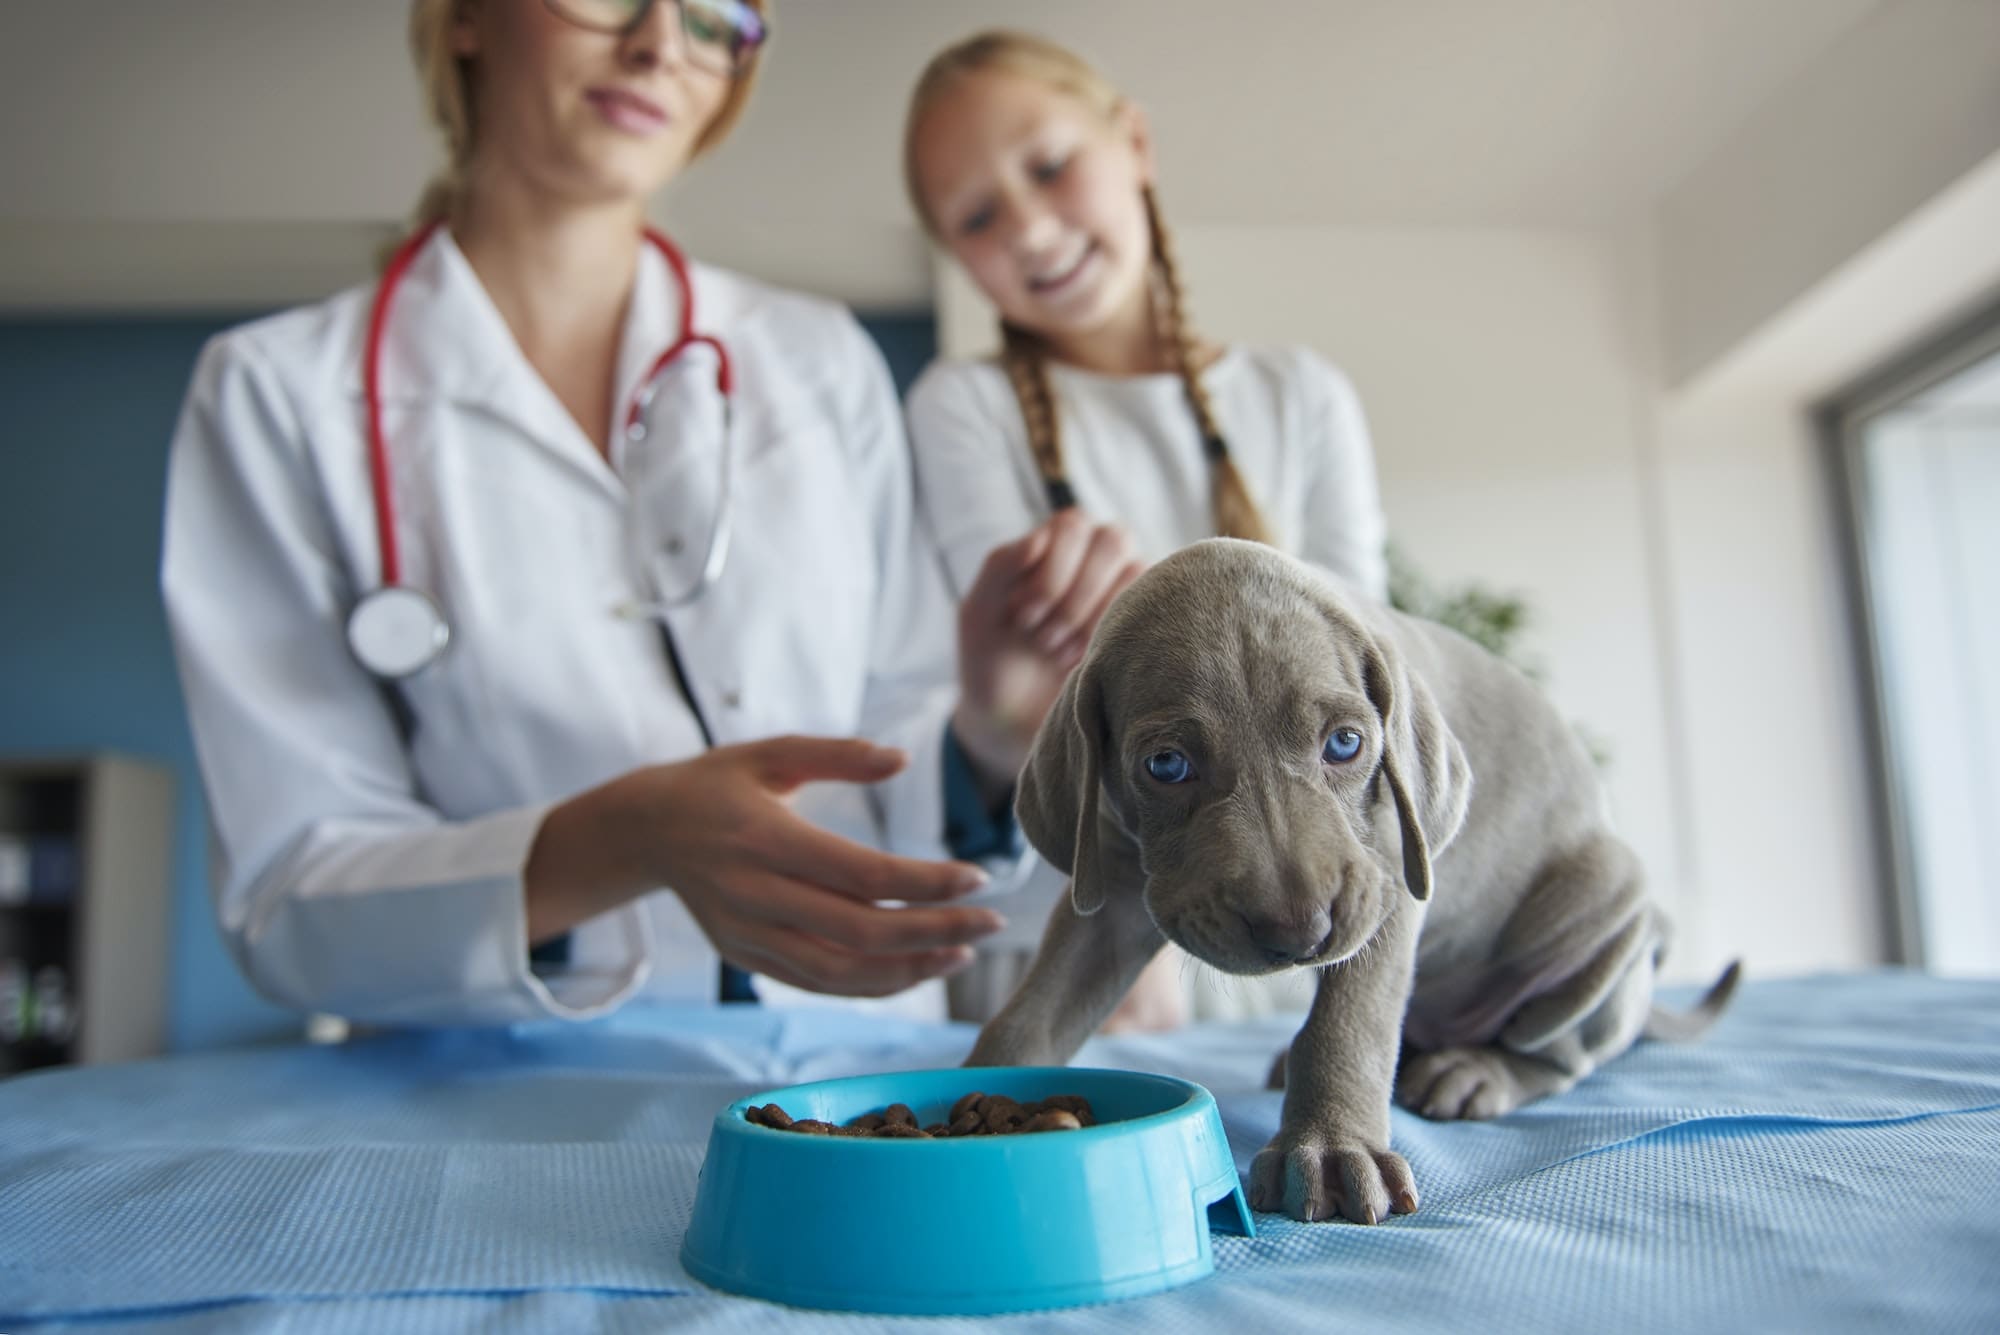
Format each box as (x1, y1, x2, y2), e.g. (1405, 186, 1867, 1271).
(357, 228, 630, 497)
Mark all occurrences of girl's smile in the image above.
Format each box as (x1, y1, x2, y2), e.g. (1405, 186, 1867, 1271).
(911, 68, 1157, 355)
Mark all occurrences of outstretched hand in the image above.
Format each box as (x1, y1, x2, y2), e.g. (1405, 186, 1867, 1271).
(527, 735, 1006, 996)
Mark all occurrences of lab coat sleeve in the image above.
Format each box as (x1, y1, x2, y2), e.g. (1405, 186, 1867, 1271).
(1295, 351, 1391, 601)
(832, 326, 1027, 880)
(161, 333, 649, 1027)
(903, 362, 1046, 601)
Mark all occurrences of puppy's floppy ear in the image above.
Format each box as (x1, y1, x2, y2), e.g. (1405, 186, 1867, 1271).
(1013, 658, 1114, 915)
(1361, 634, 1472, 901)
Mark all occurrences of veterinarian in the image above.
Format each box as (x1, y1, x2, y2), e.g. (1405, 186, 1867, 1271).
(162, 1, 1114, 1027)
(902, 30, 1392, 1027)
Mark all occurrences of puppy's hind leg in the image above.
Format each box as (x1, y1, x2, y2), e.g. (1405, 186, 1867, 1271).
(1396, 1037, 1604, 1120)
(1401, 840, 1660, 1121)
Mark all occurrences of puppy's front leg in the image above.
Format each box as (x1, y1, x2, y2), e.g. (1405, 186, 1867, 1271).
(966, 884, 1165, 1069)
(1250, 902, 1421, 1224)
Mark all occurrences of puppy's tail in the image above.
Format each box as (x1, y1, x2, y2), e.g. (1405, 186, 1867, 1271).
(1641, 960, 1742, 1043)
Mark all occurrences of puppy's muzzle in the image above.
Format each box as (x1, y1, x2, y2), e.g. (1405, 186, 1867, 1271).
(1242, 905, 1337, 967)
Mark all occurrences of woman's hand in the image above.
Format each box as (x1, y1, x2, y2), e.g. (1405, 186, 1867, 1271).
(526, 737, 1005, 996)
(952, 510, 1145, 785)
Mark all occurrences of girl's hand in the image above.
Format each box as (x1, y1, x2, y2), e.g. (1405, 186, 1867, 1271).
(953, 511, 1145, 783)
(527, 737, 1005, 996)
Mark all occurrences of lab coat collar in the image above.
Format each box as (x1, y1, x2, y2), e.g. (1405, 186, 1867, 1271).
(343, 226, 688, 485)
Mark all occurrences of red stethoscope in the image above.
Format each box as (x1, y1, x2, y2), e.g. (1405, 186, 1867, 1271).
(347, 221, 737, 679)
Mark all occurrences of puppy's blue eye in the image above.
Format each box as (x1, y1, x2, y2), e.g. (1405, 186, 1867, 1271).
(1322, 728, 1363, 764)
(1145, 750, 1193, 784)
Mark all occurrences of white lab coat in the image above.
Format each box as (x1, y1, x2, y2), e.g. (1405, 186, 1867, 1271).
(163, 229, 967, 1026)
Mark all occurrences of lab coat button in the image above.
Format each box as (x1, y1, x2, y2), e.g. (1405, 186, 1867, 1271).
(721, 689, 742, 709)
(665, 535, 685, 556)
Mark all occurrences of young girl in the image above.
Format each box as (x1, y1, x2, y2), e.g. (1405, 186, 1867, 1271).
(903, 30, 1391, 1024)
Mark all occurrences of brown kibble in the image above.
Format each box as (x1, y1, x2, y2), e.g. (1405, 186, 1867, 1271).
(1039, 1095, 1096, 1126)
(1024, 1109, 1083, 1132)
(750, 1090, 1095, 1138)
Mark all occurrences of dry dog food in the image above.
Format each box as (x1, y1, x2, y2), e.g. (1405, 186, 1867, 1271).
(744, 1091, 1096, 1139)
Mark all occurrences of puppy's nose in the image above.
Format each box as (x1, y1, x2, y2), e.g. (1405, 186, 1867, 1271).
(1244, 907, 1335, 965)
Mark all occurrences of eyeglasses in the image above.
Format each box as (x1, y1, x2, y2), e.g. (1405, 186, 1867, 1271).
(545, 0, 767, 79)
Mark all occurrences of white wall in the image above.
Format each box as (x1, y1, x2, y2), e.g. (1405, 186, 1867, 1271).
(1647, 145, 2000, 979)
(1651, 389, 1886, 976)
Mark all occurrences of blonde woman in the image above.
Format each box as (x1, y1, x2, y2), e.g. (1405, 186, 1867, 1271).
(904, 31, 1391, 1025)
(162, 2, 1093, 1027)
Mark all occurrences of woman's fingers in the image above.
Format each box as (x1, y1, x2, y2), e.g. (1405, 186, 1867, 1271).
(740, 735, 908, 793)
(764, 807, 991, 904)
(722, 928, 979, 999)
(729, 868, 1005, 954)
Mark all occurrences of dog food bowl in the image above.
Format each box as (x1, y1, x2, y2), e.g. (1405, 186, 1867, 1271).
(679, 1066, 1254, 1314)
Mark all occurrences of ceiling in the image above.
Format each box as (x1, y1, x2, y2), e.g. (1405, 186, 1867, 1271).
(691, 0, 1885, 228)
(0, 0, 1890, 309)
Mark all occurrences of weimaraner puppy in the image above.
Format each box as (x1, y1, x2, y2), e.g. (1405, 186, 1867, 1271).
(967, 538, 1738, 1225)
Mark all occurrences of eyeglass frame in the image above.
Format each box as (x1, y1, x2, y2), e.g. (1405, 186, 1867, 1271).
(542, 0, 767, 78)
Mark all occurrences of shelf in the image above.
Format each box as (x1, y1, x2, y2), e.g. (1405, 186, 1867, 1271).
(0, 1037, 75, 1078)
(0, 755, 171, 1067)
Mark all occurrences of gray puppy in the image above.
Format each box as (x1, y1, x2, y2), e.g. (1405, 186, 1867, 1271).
(967, 538, 1737, 1224)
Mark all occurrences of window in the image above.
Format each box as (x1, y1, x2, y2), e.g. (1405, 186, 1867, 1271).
(1826, 298, 2000, 975)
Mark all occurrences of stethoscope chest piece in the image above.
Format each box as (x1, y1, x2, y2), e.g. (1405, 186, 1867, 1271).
(347, 585, 451, 679)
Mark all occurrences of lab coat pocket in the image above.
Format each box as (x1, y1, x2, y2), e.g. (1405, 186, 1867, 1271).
(713, 421, 877, 733)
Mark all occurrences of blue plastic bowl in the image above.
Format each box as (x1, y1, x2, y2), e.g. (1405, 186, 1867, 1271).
(679, 1066, 1254, 1314)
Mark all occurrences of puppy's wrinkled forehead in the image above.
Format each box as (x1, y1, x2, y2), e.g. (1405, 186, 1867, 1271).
(1093, 542, 1372, 727)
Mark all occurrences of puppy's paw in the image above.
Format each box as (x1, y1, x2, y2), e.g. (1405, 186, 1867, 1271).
(1397, 1045, 1536, 1120)
(1248, 1130, 1418, 1224)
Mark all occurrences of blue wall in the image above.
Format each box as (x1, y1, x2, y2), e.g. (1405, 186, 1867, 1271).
(0, 309, 937, 1051)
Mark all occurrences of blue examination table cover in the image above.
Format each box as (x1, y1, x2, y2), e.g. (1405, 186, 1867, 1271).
(1, 970, 1996, 1333)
